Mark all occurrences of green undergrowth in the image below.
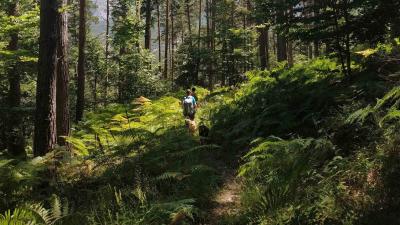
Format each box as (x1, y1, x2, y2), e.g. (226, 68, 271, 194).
(208, 42, 400, 224)
(2, 41, 400, 224)
(1, 88, 224, 224)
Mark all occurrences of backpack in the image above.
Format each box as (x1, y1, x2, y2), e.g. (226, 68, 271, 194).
(183, 96, 195, 116)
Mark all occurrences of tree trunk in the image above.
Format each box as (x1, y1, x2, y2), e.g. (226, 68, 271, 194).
(171, 6, 175, 81)
(7, 1, 25, 157)
(164, 0, 169, 79)
(209, 0, 215, 90)
(185, 0, 192, 45)
(157, 0, 161, 70)
(118, 47, 126, 102)
(277, 34, 287, 62)
(76, 0, 86, 121)
(205, 0, 211, 87)
(144, 0, 152, 49)
(258, 26, 268, 70)
(343, 0, 351, 76)
(332, 1, 347, 76)
(195, 0, 202, 84)
(287, 40, 294, 67)
(308, 45, 313, 59)
(56, 0, 70, 147)
(276, 0, 287, 62)
(34, 0, 58, 156)
(105, 0, 110, 102)
(314, 40, 320, 57)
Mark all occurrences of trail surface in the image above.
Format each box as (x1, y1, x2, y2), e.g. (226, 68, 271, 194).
(203, 166, 242, 225)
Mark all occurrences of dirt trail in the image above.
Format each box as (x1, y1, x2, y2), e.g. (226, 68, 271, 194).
(203, 167, 242, 225)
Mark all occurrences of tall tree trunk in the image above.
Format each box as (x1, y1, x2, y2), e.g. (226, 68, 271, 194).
(272, 31, 277, 56)
(258, 26, 268, 70)
(276, 0, 287, 62)
(332, 1, 346, 76)
(205, 0, 210, 87)
(164, 0, 169, 79)
(7, 1, 25, 156)
(34, 0, 58, 156)
(314, 40, 320, 57)
(157, 0, 161, 71)
(287, 41, 294, 67)
(105, 0, 110, 101)
(343, 0, 351, 76)
(118, 47, 126, 102)
(195, 0, 202, 84)
(56, 0, 70, 147)
(76, 0, 86, 121)
(185, 0, 192, 45)
(308, 45, 313, 59)
(144, 0, 152, 49)
(277, 34, 287, 62)
(209, 0, 215, 90)
(312, 0, 320, 57)
(171, 7, 175, 81)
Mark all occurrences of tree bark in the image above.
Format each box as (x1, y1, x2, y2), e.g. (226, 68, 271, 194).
(76, 0, 86, 121)
(209, 0, 215, 90)
(7, 1, 25, 156)
(105, 0, 110, 102)
(195, 0, 202, 84)
(287, 40, 293, 67)
(144, 0, 152, 50)
(164, 0, 170, 79)
(314, 40, 320, 57)
(258, 26, 268, 70)
(277, 34, 287, 62)
(332, 1, 347, 76)
(157, 0, 162, 71)
(34, 0, 58, 156)
(171, 6, 175, 81)
(56, 0, 70, 147)
(343, 0, 351, 76)
(185, 0, 192, 45)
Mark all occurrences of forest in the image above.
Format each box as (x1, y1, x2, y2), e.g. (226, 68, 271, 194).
(1, 0, 400, 224)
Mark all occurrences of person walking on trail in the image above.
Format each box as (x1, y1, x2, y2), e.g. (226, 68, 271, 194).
(191, 87, 198, 102)
(182, 89, 197, 121)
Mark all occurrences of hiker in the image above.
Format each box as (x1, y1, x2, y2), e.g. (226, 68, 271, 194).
(191, 87, 198, 102)
(182, 89, 197, 121)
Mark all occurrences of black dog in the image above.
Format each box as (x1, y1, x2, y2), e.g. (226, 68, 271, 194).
(198, 123, 210, 145)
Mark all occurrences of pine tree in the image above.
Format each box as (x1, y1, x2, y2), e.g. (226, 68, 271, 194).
(56, 0, 70, 147)
(34, 0, 58, 156)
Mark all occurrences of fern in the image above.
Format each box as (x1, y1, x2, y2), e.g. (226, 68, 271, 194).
(0, 208, 36, 225)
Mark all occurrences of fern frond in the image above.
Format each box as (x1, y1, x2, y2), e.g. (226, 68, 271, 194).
(156, 172, 190, 181)
(0, 208, 36, 225)
(345, 105, 374, 124)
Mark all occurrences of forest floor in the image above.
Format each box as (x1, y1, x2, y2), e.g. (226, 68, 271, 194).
(208, 171, 242, 224)
(202, 150, 243, 225)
